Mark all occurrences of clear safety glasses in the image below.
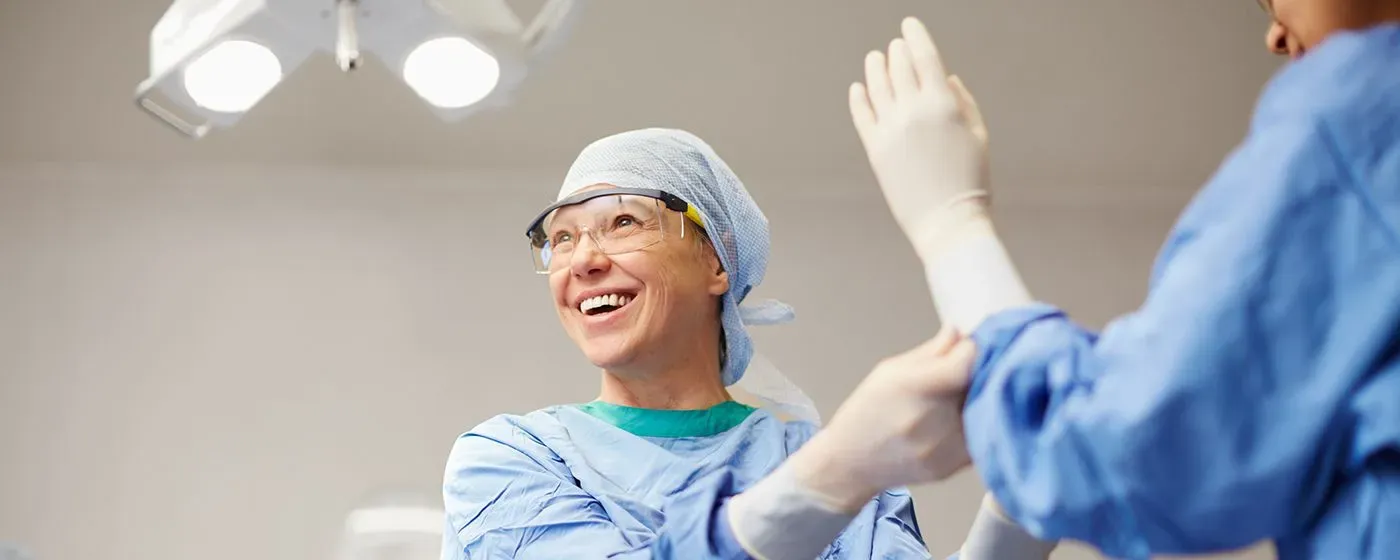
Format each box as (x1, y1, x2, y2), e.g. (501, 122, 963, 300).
(524, 187, 707, 274)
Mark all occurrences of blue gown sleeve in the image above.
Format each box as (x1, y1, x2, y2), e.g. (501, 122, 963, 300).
(962, 117, 1400, 558)
(440, 420, 752, 559)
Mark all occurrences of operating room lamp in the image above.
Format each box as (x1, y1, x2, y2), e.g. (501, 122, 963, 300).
(133, 0, 581, 138)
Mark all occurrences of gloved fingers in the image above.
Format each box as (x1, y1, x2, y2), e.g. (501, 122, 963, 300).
(849, 82, 877, 140)
(901, 16, 949, 90)
(863, 50, 895, 118)
(946, 337, 980, 375)
(948, 75, 989, 147)
(922, 325, 965, 357)
(929, 339, 979, 394)
(887, 38, 920, 100)
(947, 338, 977, 367)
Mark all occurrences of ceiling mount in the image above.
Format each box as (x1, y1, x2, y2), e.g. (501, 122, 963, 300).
(133, 0, 583, 139)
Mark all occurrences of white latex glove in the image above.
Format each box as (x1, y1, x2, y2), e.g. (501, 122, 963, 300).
(959, 494, 1059, 560)
(850, 17, 1034, 333)
(727, 327, 978, 560)
(849, 16, 992, 261)
(790, 326, 977, 510)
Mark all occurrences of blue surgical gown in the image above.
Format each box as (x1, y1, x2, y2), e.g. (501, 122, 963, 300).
(963, 23, 1400, 560)
(440, 401, 933, 559)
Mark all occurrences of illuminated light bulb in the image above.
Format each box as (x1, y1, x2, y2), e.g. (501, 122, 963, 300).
(182, 39, 283, 113)
(402, 37, 501, 109)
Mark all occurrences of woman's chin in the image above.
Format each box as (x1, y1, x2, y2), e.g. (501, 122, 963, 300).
(582, 341, 639, 372)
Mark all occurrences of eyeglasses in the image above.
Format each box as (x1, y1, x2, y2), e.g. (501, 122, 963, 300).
(524, 187, 706, 274)
(1256, 0, 1274, 16)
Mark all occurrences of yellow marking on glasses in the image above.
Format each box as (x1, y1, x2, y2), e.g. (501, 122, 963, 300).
(682, 206, 706, 229)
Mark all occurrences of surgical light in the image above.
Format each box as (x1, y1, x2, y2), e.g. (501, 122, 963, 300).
(181, 39, 283, 113)
(402, 37, 502, 109)
(134, 0, 582, 138)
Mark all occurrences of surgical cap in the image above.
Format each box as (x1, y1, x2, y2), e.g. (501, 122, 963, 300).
(556, 128, 818, 424)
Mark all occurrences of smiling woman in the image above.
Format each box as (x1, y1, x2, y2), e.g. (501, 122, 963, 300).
(527, 186, 725, 385)
(436, 128, 935, 559)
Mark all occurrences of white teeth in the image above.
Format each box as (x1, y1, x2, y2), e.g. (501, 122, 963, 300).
(580, 293, 633, 313)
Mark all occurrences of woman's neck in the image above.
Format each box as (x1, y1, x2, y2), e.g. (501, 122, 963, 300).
(597, 360, 730, 410)
(1385, 4, 1400, 23)
(1357, 2, 1400, 27)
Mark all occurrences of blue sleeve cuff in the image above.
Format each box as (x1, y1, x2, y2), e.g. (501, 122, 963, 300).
(962, 302, 1079, 546)
(967, 303, 1066, 400)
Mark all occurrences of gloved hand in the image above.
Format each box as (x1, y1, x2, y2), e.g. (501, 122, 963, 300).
(726, 327, 977, 560)
(790, 326, 977, 511)
(851, 16, 1034, 333)
(849, 16, 993, 262)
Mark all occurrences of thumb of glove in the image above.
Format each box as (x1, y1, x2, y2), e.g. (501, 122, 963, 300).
(947, 75, 988, 149)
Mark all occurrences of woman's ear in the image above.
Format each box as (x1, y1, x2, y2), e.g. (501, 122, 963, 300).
(688, 222, 730, 296)
(710, 269, 730, 297)
(706, 249, 730, 296)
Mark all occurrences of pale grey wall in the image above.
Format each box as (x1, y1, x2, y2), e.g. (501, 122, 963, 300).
(0, 164, 1270, 560)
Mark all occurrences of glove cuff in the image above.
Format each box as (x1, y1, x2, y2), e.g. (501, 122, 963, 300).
(727, 462, 861, 560)
(957, 494, 1058, 560)
(921, 216, 1033, 333)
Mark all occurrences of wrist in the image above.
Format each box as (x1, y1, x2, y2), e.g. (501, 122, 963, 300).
(918, 217, 1033, 333)
(984, 494, 1011, 520)
(727, 460, 863, 560)
(785, 432, 881, 513)
(959, 494, 1058, 560)
(908, 199, 995, 263)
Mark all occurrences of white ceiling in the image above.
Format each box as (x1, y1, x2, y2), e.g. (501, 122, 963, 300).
(0, 0, 1282, 191)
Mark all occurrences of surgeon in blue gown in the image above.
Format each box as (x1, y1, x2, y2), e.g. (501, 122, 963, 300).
(847, 3, 1400, 560)
(440, 129, 1034, 560)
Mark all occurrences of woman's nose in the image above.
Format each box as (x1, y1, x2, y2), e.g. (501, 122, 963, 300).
(569, 232, 612, 277)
